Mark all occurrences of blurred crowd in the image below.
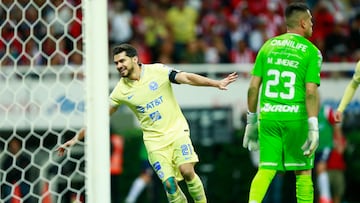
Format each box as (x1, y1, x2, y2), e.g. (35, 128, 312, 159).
(2, 0, 360, 67)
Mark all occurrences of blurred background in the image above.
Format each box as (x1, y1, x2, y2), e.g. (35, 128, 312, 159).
(1, 0, 360, 203)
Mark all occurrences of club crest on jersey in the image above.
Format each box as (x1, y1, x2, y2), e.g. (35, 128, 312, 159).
(149, 81, 158, 91)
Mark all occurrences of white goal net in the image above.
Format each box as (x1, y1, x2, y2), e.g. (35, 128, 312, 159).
(0, 1, 89, 202)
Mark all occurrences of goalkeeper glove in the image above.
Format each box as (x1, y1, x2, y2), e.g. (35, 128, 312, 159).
(301, 117, 319, 157)
(243, 111, 259, 151)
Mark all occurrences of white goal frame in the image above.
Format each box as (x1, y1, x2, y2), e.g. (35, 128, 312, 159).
(83, 0, 110, 203)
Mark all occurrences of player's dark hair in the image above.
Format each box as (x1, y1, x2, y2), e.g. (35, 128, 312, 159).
(112, 44, 138, 57)
(285, 2, 310, 28)
(285, 2, 309, 17)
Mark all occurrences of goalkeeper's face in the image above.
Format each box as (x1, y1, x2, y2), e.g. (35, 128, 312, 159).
(302, 10, 313, 38)
(113, 52, 136, 78)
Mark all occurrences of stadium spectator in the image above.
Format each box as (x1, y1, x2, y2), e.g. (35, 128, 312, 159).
(69, 52, 83, 65)
(181, 39, 206, 64)
(156, 36, 175, 64)
(248, 16, 269, 52)
(226, 3, 256, 50)
(24, 38, 44, 65)
(141, 2, 169, 63)
(130, 38, 153, 64)
(310, 1, 335, 54)
(257, 1, 285, 38)
(108, 1, 133, 46)
(324, 15, 351, 62)
(234, 0, 268, 16)
(1, 137, 34, 203)
(327, 123, 347, 203)
(204, 36, 230, 64)
(4, 0, 360, 66)
(316, 104, 335, 203)
(43, 0, 73, 37)
(68, 3, 83, 41)
(230, 39, 255, 64)
(349, 12, 360, 52)
(166, 0, 198, 63)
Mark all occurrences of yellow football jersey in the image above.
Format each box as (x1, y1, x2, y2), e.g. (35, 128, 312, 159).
(110, 64, 189, 152)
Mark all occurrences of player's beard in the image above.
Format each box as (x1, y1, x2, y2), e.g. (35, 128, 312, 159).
(120, 63, 134, 78)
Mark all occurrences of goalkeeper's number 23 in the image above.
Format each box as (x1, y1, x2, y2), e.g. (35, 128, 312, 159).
(265, 69, 296, 100)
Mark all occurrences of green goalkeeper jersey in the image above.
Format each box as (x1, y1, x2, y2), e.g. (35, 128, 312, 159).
(252, 33, 322, 120)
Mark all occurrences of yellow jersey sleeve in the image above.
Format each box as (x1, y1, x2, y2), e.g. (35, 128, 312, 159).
(337, 61, 360, 112)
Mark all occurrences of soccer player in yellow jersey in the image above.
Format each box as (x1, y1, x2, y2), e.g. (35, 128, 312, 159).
(335, 60, 360, 122)
(57, 43, 238, 203)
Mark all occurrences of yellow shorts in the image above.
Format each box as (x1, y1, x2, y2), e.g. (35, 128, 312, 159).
(147, 135, 199, 182)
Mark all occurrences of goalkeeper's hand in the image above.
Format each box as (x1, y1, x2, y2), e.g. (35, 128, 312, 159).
(301, 117, 319, 157)
(243, 112, 259, 151)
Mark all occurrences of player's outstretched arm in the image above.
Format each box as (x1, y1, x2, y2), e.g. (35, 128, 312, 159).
(56, 128, 85, 156)
(175, 71, 238, 90)
(336, 79, 359, 122)
(336, 62, 360, 122)
(218, 72, 239, 90)
(56, 105, 118, 156)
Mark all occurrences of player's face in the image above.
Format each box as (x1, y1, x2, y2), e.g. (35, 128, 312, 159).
(113, 51, 135, 77)
(303, 10, 313, 38)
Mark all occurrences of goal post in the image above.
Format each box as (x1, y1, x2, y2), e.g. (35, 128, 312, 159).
(0, 0, 110, 202)
(83, 0, 110, 203)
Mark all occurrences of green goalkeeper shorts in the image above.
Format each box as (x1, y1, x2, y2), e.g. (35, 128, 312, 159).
(258, 119, 315, 171)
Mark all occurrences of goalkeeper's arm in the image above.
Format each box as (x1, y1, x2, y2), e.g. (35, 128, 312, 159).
(302, 83, 319, 156)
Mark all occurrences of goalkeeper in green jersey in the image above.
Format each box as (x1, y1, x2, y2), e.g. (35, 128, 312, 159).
(335, 60, 360, 122)
(242, 2, 322, 203)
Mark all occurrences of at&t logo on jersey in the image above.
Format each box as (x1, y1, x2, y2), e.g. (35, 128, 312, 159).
(135, 96, 164, 113)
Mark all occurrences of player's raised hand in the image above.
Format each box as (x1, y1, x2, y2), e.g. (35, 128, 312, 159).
(56, 139, 77, 156)
(334, 110, 343, 123)
(218, 72, 238, 90)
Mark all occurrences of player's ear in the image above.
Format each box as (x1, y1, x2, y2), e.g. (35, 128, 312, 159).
(300, 14, 310, 30)
(132, 55, 139, 64)
(299, 18, 306, 29)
